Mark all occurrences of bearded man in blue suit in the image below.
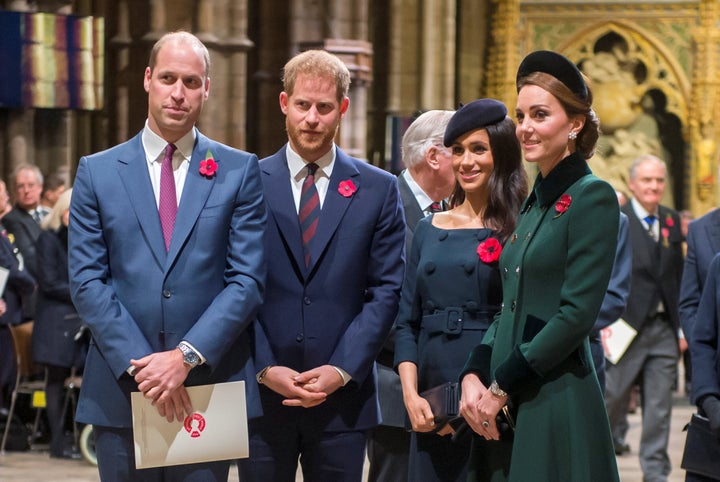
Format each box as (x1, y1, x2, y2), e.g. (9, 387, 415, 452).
(69, 31, 266, 481)
(238, 50, 406, 482)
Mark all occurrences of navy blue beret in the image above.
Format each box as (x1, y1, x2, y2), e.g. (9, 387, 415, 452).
(516, 50, 588, 100)
(443, 98, 508, 147)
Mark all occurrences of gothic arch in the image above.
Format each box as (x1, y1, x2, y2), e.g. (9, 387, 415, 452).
(546, 21, 691, 206)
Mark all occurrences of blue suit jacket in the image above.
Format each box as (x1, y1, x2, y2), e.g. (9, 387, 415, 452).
(254, 145, 405, 431)
(690, 252, 720, 405)
(69, 129, 266, 428)
(593, 212, 632, 334)
(680, 208, 720, 341)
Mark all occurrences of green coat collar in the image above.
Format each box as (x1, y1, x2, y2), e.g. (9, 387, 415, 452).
(522, 152, 591, 212)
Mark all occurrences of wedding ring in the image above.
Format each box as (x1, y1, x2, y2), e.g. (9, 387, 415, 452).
(482, 420, 490, 428)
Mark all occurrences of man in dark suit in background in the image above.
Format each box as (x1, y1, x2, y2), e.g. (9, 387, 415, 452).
(239, 49, 406, 482)
(69, 31, 266, 481)
(605, 154, 684, 482)
(367, 109, 455, 482)
(3, 163, 44, 321)
(0, 178, 36, 413)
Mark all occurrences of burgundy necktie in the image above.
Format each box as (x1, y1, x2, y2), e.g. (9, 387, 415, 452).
(159, 143, 177, 251)
(429, 202, 443, 213)
(299, 163, 320, 266)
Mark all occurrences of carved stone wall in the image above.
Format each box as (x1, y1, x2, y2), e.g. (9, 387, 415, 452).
(501, 1, 714, 214)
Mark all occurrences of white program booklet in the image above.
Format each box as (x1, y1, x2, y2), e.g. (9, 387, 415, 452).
(601, 318, 638, 365)
(0, 266, 9, 297)
(131, 380, 249, 469)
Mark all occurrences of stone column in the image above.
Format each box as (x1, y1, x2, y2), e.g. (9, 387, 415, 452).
(689, 0, 720, 213)
(486, 0, 521, 107)
(300, 39, 373, 160)
(420, 0, 455, 109)
(142, 0, 166, 43)
(194, 0, 253, 148)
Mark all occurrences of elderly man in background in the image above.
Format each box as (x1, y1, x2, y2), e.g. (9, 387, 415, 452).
(367, 109, 455, 482)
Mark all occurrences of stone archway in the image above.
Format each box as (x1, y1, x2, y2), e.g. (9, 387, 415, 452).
(561, 22, 691, 207)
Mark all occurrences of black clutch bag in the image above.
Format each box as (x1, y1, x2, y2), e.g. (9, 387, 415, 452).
(420, 381, 460, 427)
(410, 382, 515, 440)
(681, 413, 720, 479)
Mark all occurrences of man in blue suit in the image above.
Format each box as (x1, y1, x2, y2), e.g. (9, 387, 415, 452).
(69, 31, 266, 481)
(679, 207, 720, 346)
(238, 50, 406, 482)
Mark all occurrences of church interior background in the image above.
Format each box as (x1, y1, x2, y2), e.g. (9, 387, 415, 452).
(0, 0, 718, 216)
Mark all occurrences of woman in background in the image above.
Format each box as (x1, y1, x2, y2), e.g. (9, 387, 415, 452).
(394, 99, 527, 481)
(32, 188, 85, 459)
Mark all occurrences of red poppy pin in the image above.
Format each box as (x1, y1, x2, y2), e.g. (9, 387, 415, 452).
(338, 179, 356, 197)
(553, 194, 572, 219)
(477, 237, 502, 264)
(199, 149, 218, 178)
(664, 215, 674, 227)
(661, 227, 670, 248)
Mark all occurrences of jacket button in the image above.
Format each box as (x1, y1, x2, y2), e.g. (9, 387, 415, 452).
(511, 300, 516, 312)
(304, 297, 311, 305)
(162, 289, 172, 298)
(296, 333, 304, 342)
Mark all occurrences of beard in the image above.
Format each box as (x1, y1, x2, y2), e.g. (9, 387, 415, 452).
(286, 118, 338, 161)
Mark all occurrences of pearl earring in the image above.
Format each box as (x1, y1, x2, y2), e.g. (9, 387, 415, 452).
(568, 131, 577, 140)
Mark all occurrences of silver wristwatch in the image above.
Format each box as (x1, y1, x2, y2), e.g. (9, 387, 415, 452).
(489, 380, 508, 398)
(178, 342, 200, 368)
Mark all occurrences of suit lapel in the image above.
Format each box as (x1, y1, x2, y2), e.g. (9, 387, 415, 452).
(166, 131, 215, 268)
(623, 203, 659, 278)
(398, 173, 423, 231)
(262, 150, 306, 271)
(307, 150, 360, 273)
(117, 133, 166, 268)
(705, 209, 720, 254)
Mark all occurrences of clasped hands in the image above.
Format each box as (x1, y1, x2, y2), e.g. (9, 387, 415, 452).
(459, 373, 507, 441)
(131, 348, 193, 423)
(260, 365, 344, 408)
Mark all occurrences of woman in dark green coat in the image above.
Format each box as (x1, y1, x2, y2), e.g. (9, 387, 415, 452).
(459, 51, 621, 481)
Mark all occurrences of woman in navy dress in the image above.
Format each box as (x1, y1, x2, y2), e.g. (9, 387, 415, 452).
(394, 99, 527, 481)
(31, 189, 86, 458)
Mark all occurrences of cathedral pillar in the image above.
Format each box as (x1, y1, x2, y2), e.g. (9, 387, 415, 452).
(486, 0, 520, 108)
(689, 0, 720, 214)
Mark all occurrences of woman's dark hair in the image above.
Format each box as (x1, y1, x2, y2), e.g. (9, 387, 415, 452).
(448, 117, 528, 242)
(517, 71, 600, 159)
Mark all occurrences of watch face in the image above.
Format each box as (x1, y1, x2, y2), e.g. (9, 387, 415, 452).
(185, 352, 199, 364)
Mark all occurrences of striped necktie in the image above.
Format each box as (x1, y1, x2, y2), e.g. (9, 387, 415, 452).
(299, 163, 320, 266)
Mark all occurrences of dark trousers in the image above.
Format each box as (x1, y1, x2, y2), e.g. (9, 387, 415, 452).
(605, 317, 678, 482)
(94, 426, 229, 482)
(366, 425, 410, 482)
(238, 418, 367, 482)
(45, 364, 72, 456)
(407, 429, 471, 482)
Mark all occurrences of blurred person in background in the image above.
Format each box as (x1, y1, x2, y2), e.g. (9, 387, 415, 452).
(32, 189, 86, 459)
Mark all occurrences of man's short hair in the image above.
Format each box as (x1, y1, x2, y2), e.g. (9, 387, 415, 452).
(282, 50, 351, 103)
